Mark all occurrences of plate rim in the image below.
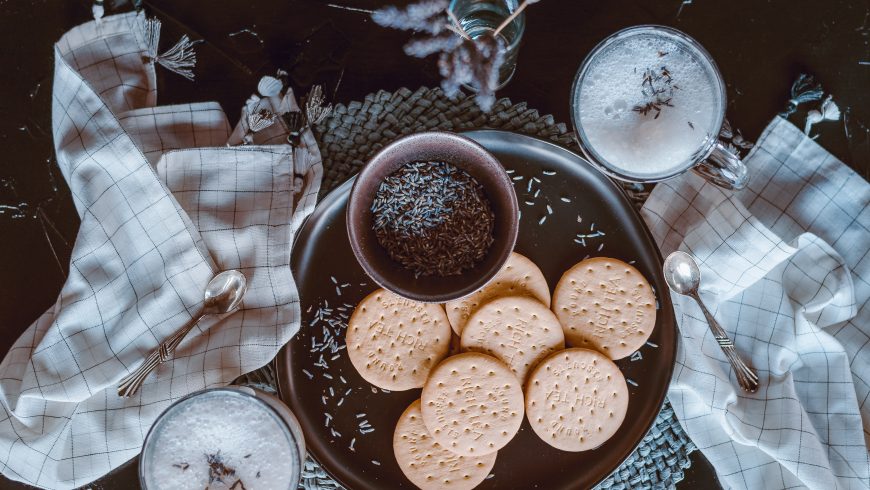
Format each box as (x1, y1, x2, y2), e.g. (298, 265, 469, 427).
(278, 129, 677, 490)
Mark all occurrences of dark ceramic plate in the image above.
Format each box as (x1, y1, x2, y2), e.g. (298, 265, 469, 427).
(277, 130, 677, 490)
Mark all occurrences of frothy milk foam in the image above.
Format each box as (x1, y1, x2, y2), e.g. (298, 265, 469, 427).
(575, 31, 722, 180)
(143, 392, 298, 489)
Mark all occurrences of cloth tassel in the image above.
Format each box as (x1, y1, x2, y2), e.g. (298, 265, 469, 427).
(142, 17, 197, 81)
(804, 95, 840, 135)
(92, 0, 104, 23)
(247, 109, 277, 133)
(779, 73, 823, 117)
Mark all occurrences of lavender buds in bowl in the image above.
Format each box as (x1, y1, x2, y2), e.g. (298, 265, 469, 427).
(347, 131, 519, 303)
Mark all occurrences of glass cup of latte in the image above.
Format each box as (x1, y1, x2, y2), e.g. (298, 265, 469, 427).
(139, 387, 305, 490)
(571, 25, 748, 190)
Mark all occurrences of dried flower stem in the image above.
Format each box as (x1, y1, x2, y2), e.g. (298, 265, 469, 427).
(446, 9, 471, 40)
(326, 3, 374, 14)
(493, 0, 537, 37)
(445, 24, 471, 40)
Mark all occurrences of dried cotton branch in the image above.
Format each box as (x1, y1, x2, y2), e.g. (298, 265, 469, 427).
(438, 35, 505, 111)
(404, 32, 462, 58)
(371, 0, 449, 34)
(373, 0, 538, 112)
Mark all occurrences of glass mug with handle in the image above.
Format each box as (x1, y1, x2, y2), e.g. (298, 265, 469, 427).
(571, 25, 748, 190)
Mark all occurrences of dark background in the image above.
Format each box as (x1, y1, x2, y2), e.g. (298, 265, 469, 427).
(0, 0, 867, 488)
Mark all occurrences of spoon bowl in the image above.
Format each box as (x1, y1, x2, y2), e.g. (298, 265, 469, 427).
(663, 251, 702, 296)
(204, 270, 247, 314)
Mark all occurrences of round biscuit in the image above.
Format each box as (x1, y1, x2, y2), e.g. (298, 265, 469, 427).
(421, 352, 524, 456)
(460, 296, 565, 385)
(446, 252, 550, 335)
(525, 348, 628, 452)
(346, 289, 450, 390)
(552, 257, 656, 359)
(393, 399, 497, 490)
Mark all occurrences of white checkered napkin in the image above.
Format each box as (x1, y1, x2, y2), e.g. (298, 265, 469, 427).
(0, 12, 322, 489)
(118, 102, 232, 165)
(641, 116, 870, 490)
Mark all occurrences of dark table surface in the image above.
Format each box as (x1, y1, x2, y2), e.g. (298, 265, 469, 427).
(1, 0, 868, 488)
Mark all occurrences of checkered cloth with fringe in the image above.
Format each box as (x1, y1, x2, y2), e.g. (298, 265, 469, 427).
(0, 12, 321, 489)
(641, 116, 870, 489)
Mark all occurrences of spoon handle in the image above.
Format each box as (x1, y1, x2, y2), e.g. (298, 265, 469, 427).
(691, 293, 759, 393)
(117, 313, 205, 397)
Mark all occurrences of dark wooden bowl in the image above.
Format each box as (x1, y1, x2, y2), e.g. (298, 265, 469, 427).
(346, 131, 519, 303)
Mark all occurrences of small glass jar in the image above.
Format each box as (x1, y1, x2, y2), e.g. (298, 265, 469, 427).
(449, 0, 525, 89)
(139, 387, 305, 490)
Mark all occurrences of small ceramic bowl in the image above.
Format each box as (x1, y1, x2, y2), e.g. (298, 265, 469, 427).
(346, 131, 519, 303)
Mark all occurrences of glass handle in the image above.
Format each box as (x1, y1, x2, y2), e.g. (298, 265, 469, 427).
(693, 141, 749, 190)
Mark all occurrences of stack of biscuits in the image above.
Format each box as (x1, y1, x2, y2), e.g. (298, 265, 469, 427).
(345, 253, 657, 490)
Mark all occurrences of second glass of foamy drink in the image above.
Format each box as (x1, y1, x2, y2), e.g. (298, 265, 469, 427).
(139, 387, 305, 490)
(571, 25, 749, 189)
